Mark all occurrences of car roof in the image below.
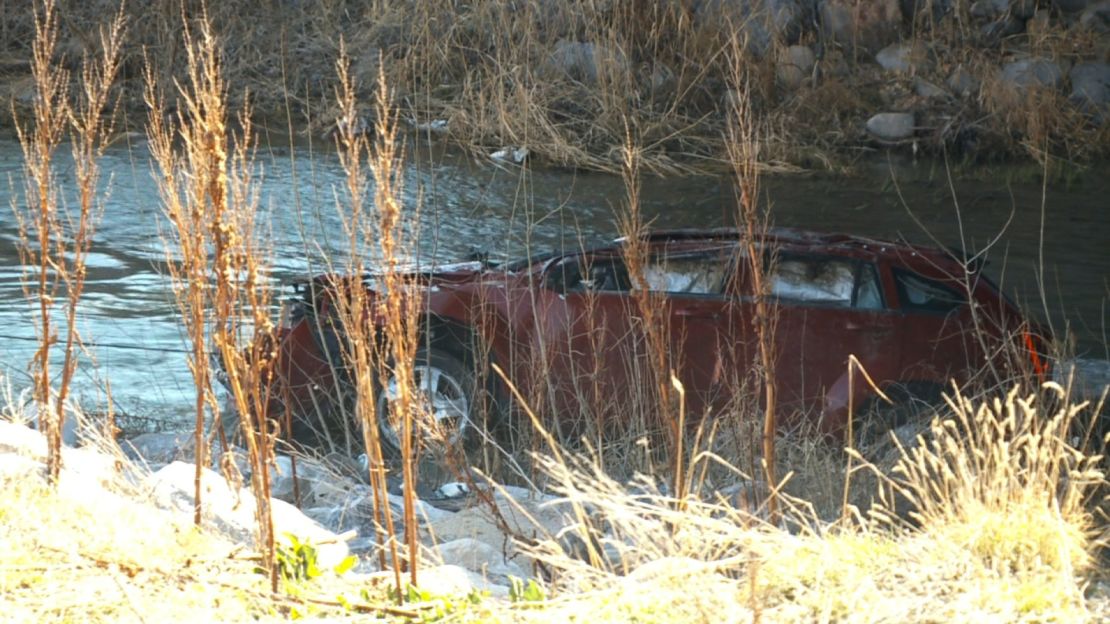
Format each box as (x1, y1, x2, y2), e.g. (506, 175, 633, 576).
(610, 226, 963, 268)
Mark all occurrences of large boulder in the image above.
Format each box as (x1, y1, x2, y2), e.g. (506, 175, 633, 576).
(146, 461, 350, 570)
(875, 42, 929, 74)
(120, 431, 195, 468)
(1079, 1, 1110, 32)
(820, 0, 904, 53)
(947, 65, 981, 98)
(1054, 0, 1097, 12)
(0, 420, 48, 456)
(999, 58, 1065, 90)
(866, 112, 916, 141)
(1070, 62, 1110, 117)
(775, 44, 817, 89)
(969, 0, 1010, 18)
(694, 0, 809, 45)
(547, 40, 629, 85)
(900, 0, 954, 23)
(434, 538, 529, 584)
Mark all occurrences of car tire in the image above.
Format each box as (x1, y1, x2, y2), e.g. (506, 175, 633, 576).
(854, 382, 944, 447)
(375, 346, 483, 459)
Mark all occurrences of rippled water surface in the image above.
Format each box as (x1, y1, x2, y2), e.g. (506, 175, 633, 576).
(0, 136, 1106, 422)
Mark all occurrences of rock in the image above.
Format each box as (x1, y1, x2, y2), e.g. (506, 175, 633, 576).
(820, 49, 852, 78)
(395, 563, 512, 598)
(548, 40, 628, 85)
(820, 0, 904, 53)
(407, 564, 473, 595)
(434, 538, 528, 583)
(146, 461, 349, 570)
(1026, 10, 1052, 37)
(900, 0, 953, 23)
(268, 454, 347, 503)
(0, 453, 46, 481)
(875, 43, 926, 74)
(304, 485, 454, 536)
(1070, 62, 1110, 118)
(1079, 1, 1110, 32)
(947, 65, 980, 98)
(866, 112, 916, 141)
(982, 14, 1026, 40)
(1054, 0, 1095, 12)
(120, 431, 195, 467)
(427, 488, 577, 550)
(694, 0, 807, 45)
(776, 45, 816, 89)
(913, 78, 948, 99)
(648, 62, 676, 96)
(999, 58, 1065, 90)
(0, 420, 49, 457)
(1010, 0, 1038, 19)
(970, 0, 1009, 17)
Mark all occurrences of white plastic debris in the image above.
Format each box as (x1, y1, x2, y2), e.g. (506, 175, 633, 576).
(435, 482, 470, 499)
(412, 119, 449, 133)
(489, 146, 529, 164)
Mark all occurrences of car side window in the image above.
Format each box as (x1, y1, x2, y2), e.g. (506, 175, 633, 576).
(555, 256, 630, 292)
(894, 269, 964, 313)
(564, 254, 727, 295)
(770, 257, 855, 306)
(634, 255, 727, 295)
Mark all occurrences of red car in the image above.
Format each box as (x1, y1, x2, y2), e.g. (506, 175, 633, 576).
(262, 227, 1047, 452)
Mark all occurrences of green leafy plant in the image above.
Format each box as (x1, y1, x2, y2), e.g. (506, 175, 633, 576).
(266, 534, 357, 586)
(508, 576, 547, 603)
(386, 584, 487, 622)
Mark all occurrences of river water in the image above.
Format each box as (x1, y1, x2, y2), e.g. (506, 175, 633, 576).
(0, 135, 1106, 423)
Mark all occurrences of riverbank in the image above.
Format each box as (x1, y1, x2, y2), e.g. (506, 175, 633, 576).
(1, 1, 1107, 174)
(3, 384, 1109, 622)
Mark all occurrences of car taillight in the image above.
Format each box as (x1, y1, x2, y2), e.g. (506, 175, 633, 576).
(1023, 329, 1049, 382)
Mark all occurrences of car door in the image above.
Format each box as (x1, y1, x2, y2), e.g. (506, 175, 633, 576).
(632, 248, 734, 418)
(536, 247, 734, 428)
(757, 253, 902, 432)
(889, 267, 977, 386)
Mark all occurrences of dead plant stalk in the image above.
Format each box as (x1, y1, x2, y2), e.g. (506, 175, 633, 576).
(726, 40, 778, 524)
(14, 0, 124, 484)
(331, 44, 404, 588)
(144, 10, 279, 591)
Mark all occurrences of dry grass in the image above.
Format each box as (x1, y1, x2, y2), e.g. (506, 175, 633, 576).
(3, 1, 1106, 172)
(515, 386, 1108, 623)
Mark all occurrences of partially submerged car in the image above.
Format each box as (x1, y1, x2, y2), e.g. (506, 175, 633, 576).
(261, 227, 1048, 452)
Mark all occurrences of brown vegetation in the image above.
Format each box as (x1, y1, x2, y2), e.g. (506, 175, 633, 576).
(0, 1, 1106, 173)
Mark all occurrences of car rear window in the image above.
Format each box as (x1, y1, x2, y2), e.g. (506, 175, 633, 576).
(894, 269, 965, 313)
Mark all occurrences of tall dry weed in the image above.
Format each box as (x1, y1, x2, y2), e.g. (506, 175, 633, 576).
(13, 0, 124, 484)
(144, 10, 280, 590)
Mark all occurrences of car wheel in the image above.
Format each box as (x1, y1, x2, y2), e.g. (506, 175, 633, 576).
(854, 382, 944, 447)
(376, 346, 480, 457)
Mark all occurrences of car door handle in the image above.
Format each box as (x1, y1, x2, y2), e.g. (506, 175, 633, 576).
(675, 308, 719, 319)
(845, 322, 893, 336)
